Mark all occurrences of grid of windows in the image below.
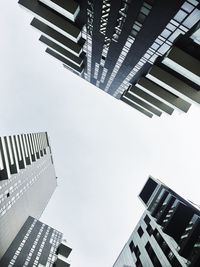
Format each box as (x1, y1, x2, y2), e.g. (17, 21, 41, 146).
(0, 155, 52, 218)
(99, 0, 111, 36)
(23, 223, 46, 267)
(100, 67, 108, 83)
(84, 0, 94, 82)
(95, 0, 132, 84)
(47, 230, 63, 265)
(8, 218, 37, 267)
(113, 177, 200, 267)
(104, 36, 135, 92)
(96, 80, 100, 87)
(101, 37, 112, 67)
(101, 0, 131, 60)
(130, 1, 153, 40)
(2, 217, 64, 267)
(0, 132, 48, 181)
(114, 0, 200, 97)
(112, 0, 132, 43)
(105, 0, 154, 92)
(94, 63, 100, 79)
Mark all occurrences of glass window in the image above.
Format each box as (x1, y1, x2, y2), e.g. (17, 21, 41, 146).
(138, 226, 144, 237)
(169, 29, 184, 42)
(146, 224, 153, 235)
(137, 13, 146, 24)
(143, 2, 152, 10)
(133, 24, 141, 32)
(187, 0, 199, 6)
(152, 43, 159, 50)
(183, 9, 200, 28)
(182, 2, 194, 12)
(141, 6, 150, 16)
(144, 215, 150, 224)
(174, 10, 188, 23)
(129, 240, 135, 253)
(161, 29, 171, 38)
(131, 29, 138, 37)
(167, 23, 176, 32)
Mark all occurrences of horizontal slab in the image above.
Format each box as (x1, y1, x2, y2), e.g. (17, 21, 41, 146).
(137, 77, 191, 113)
(39, 0, 80, 22)
(31, 18, 82, 56)
(46, 48, 83, 73)
(129, 86, 174, 115)
(125, 91, 162, 116)
(19, 0, 81, 42)
(39, 35, 83, 66)
(121, 96, 153, 118)
(162, 46, 200, 86)
(147, 65, 200, 104)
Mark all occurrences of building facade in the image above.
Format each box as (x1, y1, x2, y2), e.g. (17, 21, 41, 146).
(0, 132, 57, 259)
(0, 216, 71, 267)
(18, 0, 200, 118)
(113, 176, 200, 267)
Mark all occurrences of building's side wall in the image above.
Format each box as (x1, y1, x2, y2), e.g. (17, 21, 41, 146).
(0, 133, 57, 259)
(0, 216, 62, 267)
(113, 211, 188, 267)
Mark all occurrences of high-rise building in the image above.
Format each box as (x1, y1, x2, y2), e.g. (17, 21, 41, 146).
(0, 216, 72, 267)
(0, 132, 57, 259)
(113, 176, 200, 267)
(18, 0, 200, 117)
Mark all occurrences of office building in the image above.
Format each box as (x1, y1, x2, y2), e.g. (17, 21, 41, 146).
(0, 216, 72, 267)
(113, 176, 200, 267)
(0, 132, 57, 259)
(18, 0, 200, 117)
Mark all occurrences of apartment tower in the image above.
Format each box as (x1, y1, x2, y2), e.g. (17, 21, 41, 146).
(0, 216, 72, 267)
(113, 176, 200, 267)
(18, 0, 200, 117)
(0, 132, 57, 259)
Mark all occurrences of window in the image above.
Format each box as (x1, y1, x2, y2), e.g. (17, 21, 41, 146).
(137, 13, 146, 23)
(134, 246, 141, 258)
(146, 224, 153, 235)
(137, 226, 144, 237)
(136, 257, 143, 267)
(145, 242, 162, 267)
(129, 240, 135, 253)
(144, 215, 150, 225)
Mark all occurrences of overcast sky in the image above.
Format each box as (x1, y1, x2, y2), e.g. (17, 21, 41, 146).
(1, 2, 200, 267)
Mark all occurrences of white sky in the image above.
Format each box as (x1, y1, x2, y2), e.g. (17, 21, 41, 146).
(1, 2, 200, 267)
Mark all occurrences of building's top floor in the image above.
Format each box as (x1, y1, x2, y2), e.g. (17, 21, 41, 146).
(138, 176, 200, 216)
(113, 176, 200, 267)
(0, 132, 53, 181)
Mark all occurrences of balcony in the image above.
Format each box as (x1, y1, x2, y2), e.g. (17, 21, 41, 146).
(162, 202, 194, 243)
(18, 0, 81, 43)
(179, 215, 200, 259)
(156, 195, 176, 225)
(53, 257, 70, 267)
(56, 240, 72, 258)
(150, 189, 169, 218)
